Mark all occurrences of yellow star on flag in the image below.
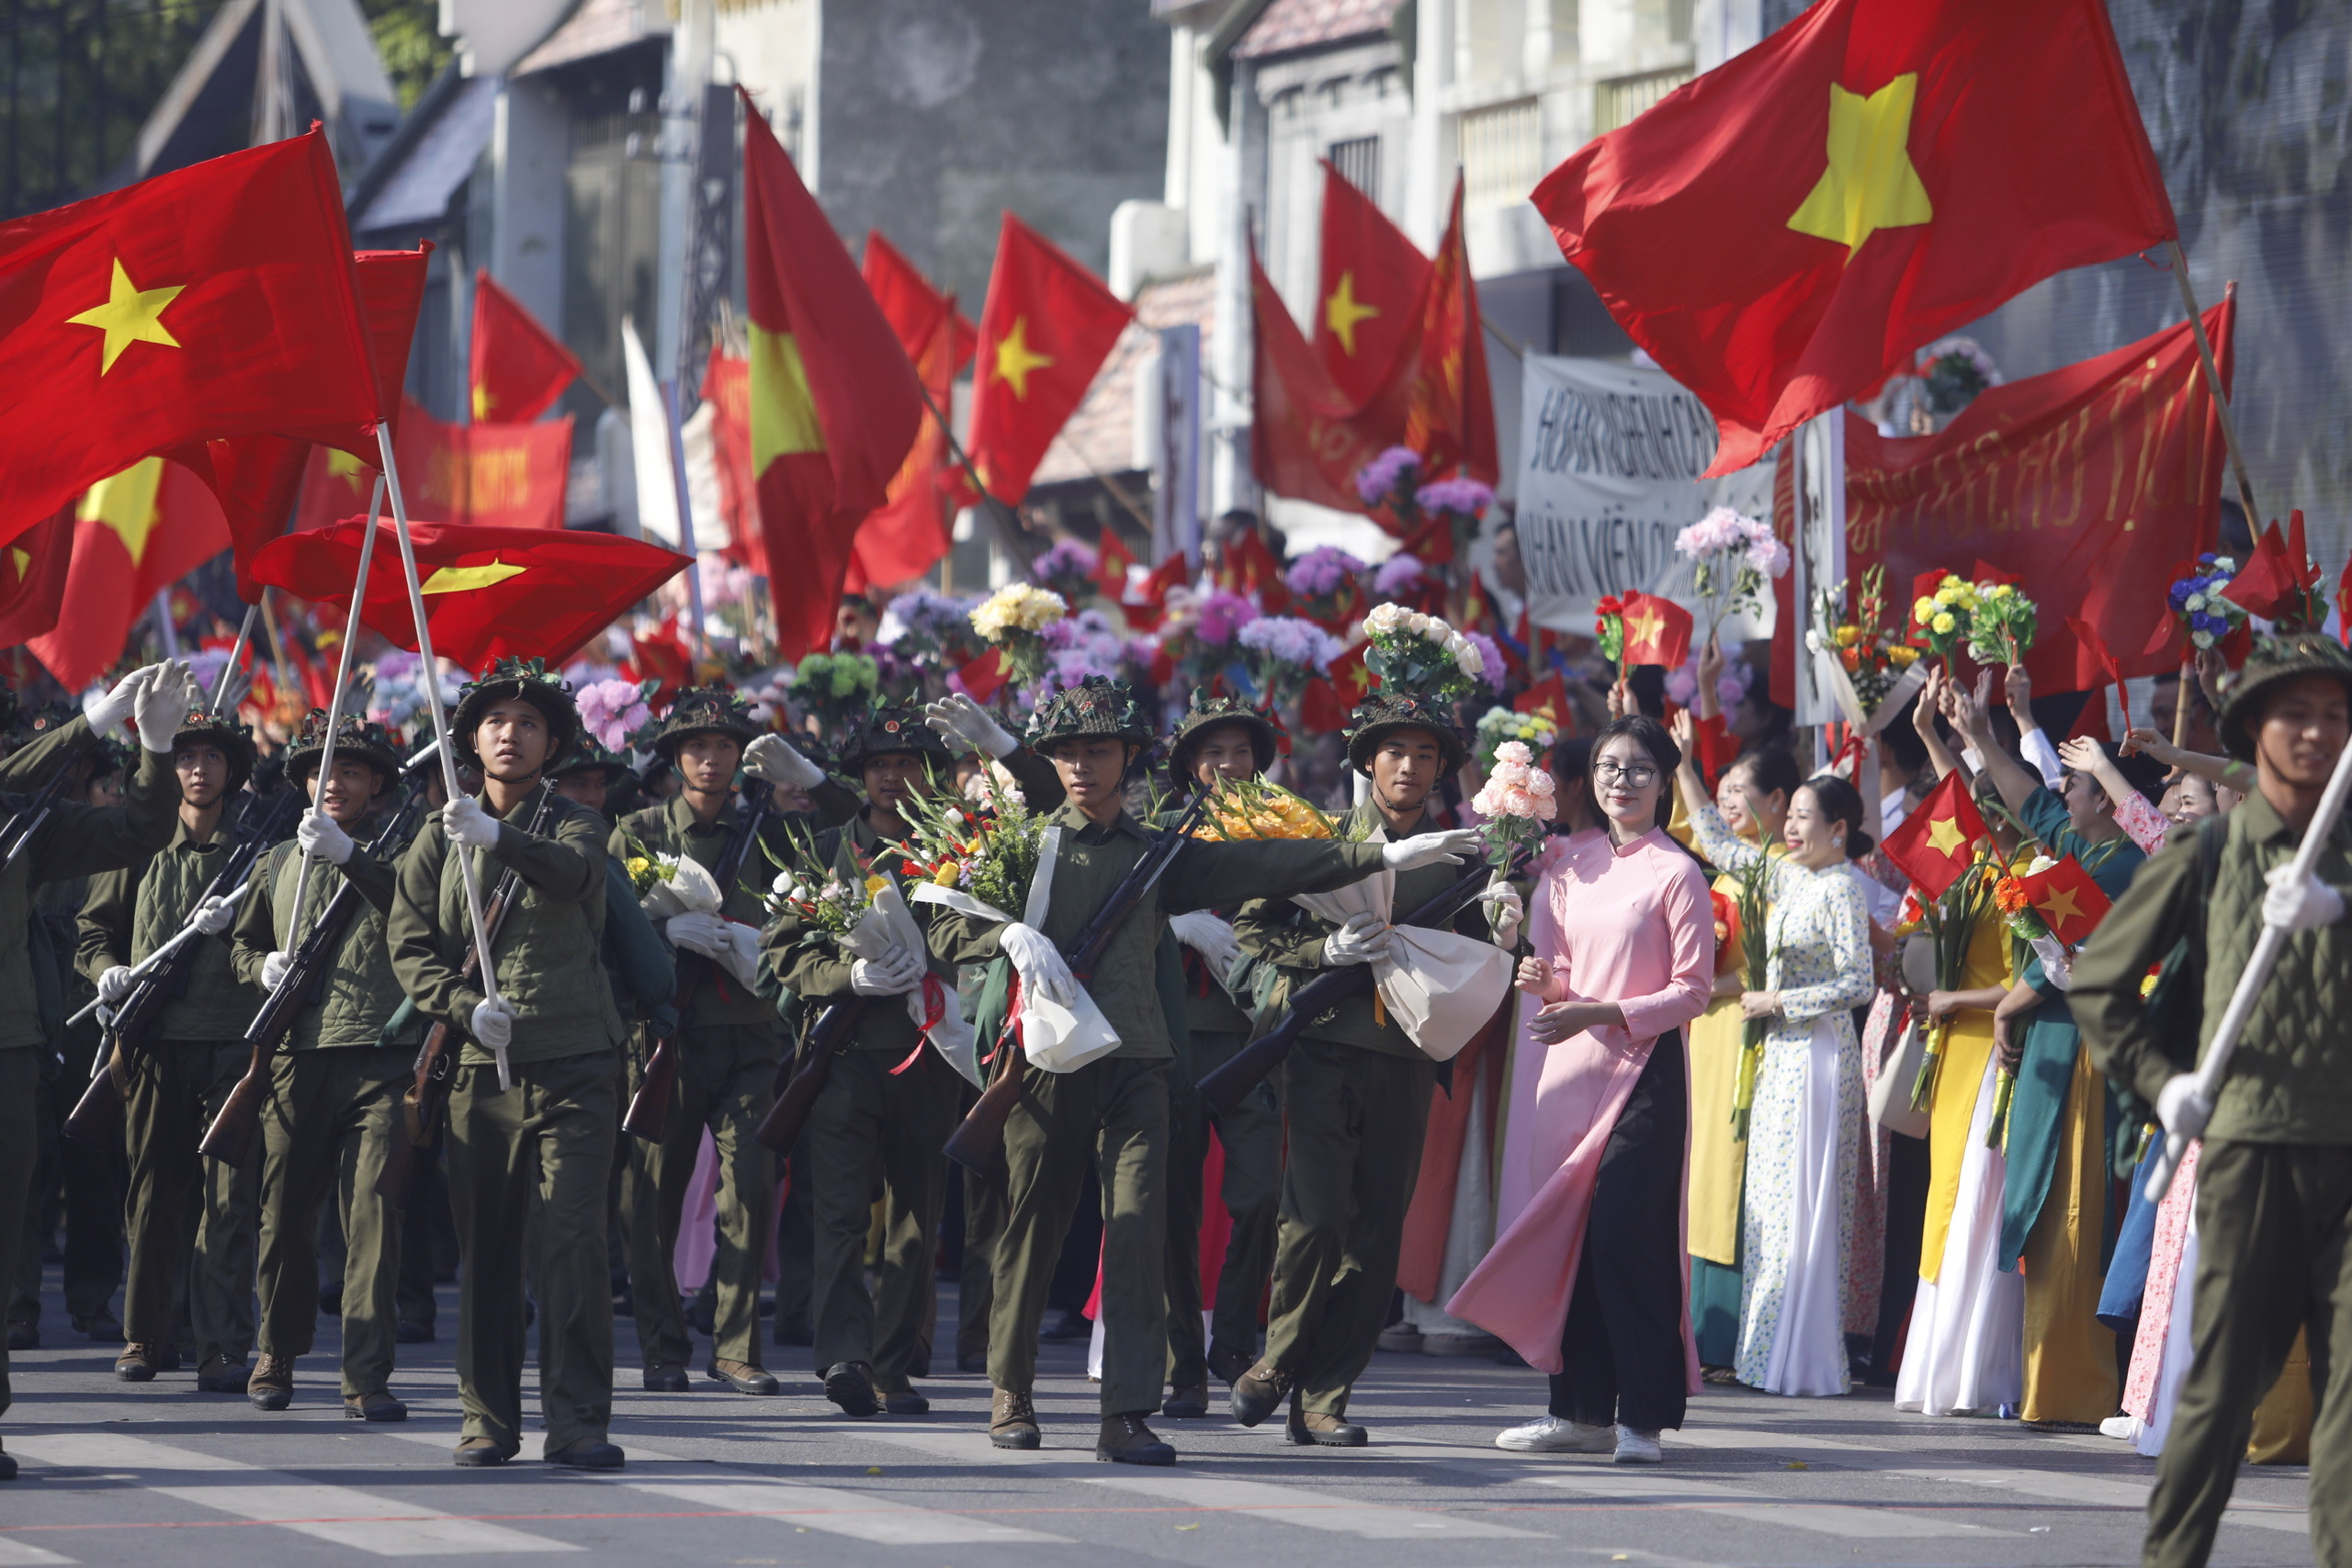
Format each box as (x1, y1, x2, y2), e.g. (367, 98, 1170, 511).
(471, 383, 497, 421)
(67, 259, 187, 374)
(2036, 884, 2085, 931)
(748, 322, 824, 475)
(1624, 604, 1667, 650)
(421, 558, 528, 594)
(78, 457, 166, 565)
(1787, 73, 1935, 262)
(992, 316, 1054, 400)
(1345, 660, 1373, 694)
(1925, 814, 1969, 856)
(1322, 270, 1380, 356)
(6, 547, 28, 581)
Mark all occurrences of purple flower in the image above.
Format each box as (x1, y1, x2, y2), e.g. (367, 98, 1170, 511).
(1194, 591, 1260, 647)
(1354, 446, 1422, 506)
(1372, 554, 1426, 598)
(1033, 539, 1099, 581)
(1464, 632, 1504, 690)
(1238, 615, 1343, 672)
(576, 679, 651, 750)
(1413, 477, 1495, 520)
(1283, 546, 1365, 600)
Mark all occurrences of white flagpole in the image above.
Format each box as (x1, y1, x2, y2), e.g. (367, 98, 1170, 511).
(212, 604, 259, 714)
(373, 425, 512, 1091)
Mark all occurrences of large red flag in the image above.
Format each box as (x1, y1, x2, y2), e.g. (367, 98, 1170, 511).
(963, 213, 1133, 505)
(699, 349, 764, 577)
(1316, 162, 1427, 404)
(850, 231, 976, 592)
(1879, 770, 1987, 898)
(390, 400, 571, 529)
(0, 128, 382, 550)
(1534, 0, 2176, 474)
(741, 90, 925, 663)
(0, 509, 72, 646)
(469, 269, 581, 423)
(1409, 179, 1499, 486)
(28, 458, 231, 690)
(250, 517, 685, 672)
(1250, 243, 1419, 516)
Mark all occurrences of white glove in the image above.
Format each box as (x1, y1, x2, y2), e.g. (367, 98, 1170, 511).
(1382, 829, 1484, 872)
(999, 921, 1076, 1008)
(84, 666, 152, 740)
(715, 922, 763, 989)
(665, 910, 731, 957)
(2156, 1073, 2212, 1140)
(1479, 884, 1524, 949)
(469, 998, 514, 1053)
(2028, 934, 2073, 993)
(742, 732, 823, 791)
(2264, 864, 2346, 931)
(851, 948, 926, 997)
(130, 660, 197, 753)
(297, 809, 355, 866)
(442, 795, 502, 852)
(261, 951, 293, 992)
(925, 694, 1019, 759)
(189, 895, 234, 937)
(96, 964, 137, 1005)
(1169, 910, 1242, 978)
(1322, 912, 1394, 968)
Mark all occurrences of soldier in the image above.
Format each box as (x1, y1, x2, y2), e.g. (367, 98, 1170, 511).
(548, 738, 635, 822)
(925, 676, 1479, 1464)
(229, 712, 422, 1420)
(766, 705, 966, 1416)
(613, 685, 820, 1396)
(0, 663, 191, 1481)
(1227, 691, 1521, 1445)
(388, 659, 627, 1469)
(80, 704, 270, 1393)
(1156, 691, 1287, 1417)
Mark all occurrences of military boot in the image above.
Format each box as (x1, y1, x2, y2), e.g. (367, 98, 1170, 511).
(989, 1387, 1040, 1450)
(1095, 1413, 1176, 1466)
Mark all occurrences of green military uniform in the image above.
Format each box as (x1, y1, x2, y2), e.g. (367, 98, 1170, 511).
(77, 711, 268, 1387)
(0, 711, 177, 1430)
(228, 716, 421, 1408)
(389, 663, 625, 1461)
(1229, 693, 1487, 1432)
(926, 678, 1387, 1445)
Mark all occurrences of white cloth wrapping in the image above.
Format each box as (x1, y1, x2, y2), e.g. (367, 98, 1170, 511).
(640, 856, 724, 922)
(1290, 868, 1513, 1063)
(843, 874, 980, 1088)
(910, 828, 1123, 1074)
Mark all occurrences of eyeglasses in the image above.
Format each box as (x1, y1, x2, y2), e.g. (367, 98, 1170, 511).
(1591, 761, 1658, 786)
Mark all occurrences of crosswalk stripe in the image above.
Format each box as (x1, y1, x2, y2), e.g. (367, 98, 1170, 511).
(626, 1481, 1072, 1545)
(1526, 1471, 2003, 1538)
(0, 1540, 76, 1565)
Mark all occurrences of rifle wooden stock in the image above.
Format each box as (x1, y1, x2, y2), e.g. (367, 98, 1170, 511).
(1194, 857, 1505, 1118)
(752, 998, 867, 1155)
(942, 1046, 1020, 1174)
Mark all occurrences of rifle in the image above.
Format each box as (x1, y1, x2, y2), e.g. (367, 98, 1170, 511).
(1194, 855, 1509, 1118)
(199, 749, 441, 1168)
(752, 996, 866, 1155)
(942, 791, 1212, 1174)
(0, 733, 98, 872)
(62, 786, 300, 1149)
(623, 778, 776, 1141)
(376, 782, 560, 1206)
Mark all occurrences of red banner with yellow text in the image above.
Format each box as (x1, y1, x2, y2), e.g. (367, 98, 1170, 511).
(295, 399, 571, 533)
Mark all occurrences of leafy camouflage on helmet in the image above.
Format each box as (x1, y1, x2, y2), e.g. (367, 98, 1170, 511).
(2218, 631, 2352, 762)
(1167, 686, 1282, 783)
(550, 733, 636, 784)
(1025, 675, 1152, 750)
(837, 702, 953, 773)
(171, 708, 260, 789)
(650, 682, 760, 759)
(1343, 688, 1466, 775)
(285, 708, 403, 784)
(451, 657, 580, 770)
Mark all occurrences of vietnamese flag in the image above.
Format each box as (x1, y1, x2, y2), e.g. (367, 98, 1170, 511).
(469, 268, 580, 423)
(741, 90, 925, 664)
(0, 128, 383, 551)
(1301, 640, 1374, 733)
(1250, 243, 1417, 517)
(1217, 523, 1292, 614)
(0, 509, 72, 646)
(2018, 854, 2112, 948)
(1093, 527, 1136, 601)
(250, 517, 687, 672)
(1407, 178, 1499, 487)
(1119, 552, 1189, 635)
(1534, 0, 2176, 475)
(963, 213, 1133, 505)
(956, 648, 1011, 705)
(628, 615, 695, 706)
(28, 458, 231, 691)
(1317, 160, 1427, 405)
(849, 231, 975, 592)
(1881, 770, 1987, 898)
(2219, 516, 2322, 625)
(699, 349, 763, 576)
(1620, 592, 1692, 670)
(1515, 671, 1572, 727)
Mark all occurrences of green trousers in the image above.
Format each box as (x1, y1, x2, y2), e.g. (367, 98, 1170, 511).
(958, 1150, 1005, 1369)
(1263, 1039, 1434, 1417)
(2145, 1139, 2352, 1568)
(807, 1049, 960, 1388)
(619, 1022, 777, 1370)
(121, 1039, 258, 1364)
(447, 1050, 616, 1457)
(991, 1055, 1169, 1416)
(1165, 1030, 1283, 1388)
(255, 1046, 407, 1397)
(0, 1048, 40, 1416)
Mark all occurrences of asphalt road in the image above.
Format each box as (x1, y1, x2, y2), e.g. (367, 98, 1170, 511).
(0, 1273, 2316, 1568)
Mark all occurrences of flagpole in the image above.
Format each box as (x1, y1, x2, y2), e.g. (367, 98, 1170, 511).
(257, 589, 297, 701)
(373, 424, 512, 1092)
(280, 473, 388, 953)
(212, 604, 258, 714)
(663, 378, 708, 663)
(2164, 244, 2261, 525)
(152, 591, 180, 660)
(912, 378, 1035, 573)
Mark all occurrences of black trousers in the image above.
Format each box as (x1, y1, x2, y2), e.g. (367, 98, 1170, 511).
(1550, 1029, 1687, 1433)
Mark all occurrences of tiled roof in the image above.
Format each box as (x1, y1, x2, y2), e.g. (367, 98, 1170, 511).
(1233, 0, 1397, 59)
(1031, 268, 1216, 486)
(514, 0, 656, 76)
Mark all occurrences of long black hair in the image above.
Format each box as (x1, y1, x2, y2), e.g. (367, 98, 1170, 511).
(1590, 716, 1679, 832)
(1550, 733, 1598, 833)
(1800, 773, 1874, 859)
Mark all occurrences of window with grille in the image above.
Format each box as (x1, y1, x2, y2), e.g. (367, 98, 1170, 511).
(1594, 67, 1693, 135)
(1328, 136, 1381, 200)
(1458, 98, 1542, 210)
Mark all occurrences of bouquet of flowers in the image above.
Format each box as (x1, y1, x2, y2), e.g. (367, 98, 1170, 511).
(1807, 568, 1925, 725)
(1675, 507, 1790, 644)
(1189, 775, 1342, 842)
(1031, 540, 1101, 606)
(1037, 608, 1134, 703)
(1909, 572, 1978, 661)
(1373, 552, 1432, 604)
(881, 591, 978, 663)
(1415, 476, 1495, 527)
(1283, 547, 1365, 626)
(1469, 740, 1557, 869)
(619, 829, 725, 919)
(1474, 704, 1558, 774)
(2167, 553, 2244, 650)
(1965, 581, 2037, 668)
(1593, 594, 1628, 668)
(1238, 615, 1343, 709)
(1363, 603, 1482, 701)
(763, 825, 875, 937)
(793, 650, 879, 739)
(971, 583, 1068, 689)
(1353, 446, 1423, 512)
(899, 788, 1047, 919)
(1917, 336, 2003, 416)
(1175, 590, 1259, 684)
(577, 677, 657, 751)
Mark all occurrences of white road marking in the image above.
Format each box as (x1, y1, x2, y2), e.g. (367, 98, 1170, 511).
(0, 1540, 76, 1565)
(1528, 1471, 2003, 1538)
(626, 1480, 1071, 1545)
(1084, 1474, 1541, 1539)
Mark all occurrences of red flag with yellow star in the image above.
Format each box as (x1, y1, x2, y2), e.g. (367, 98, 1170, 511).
(1533, 0, 2176, 475)
(27, 458, 230, 690)
(848, 231, 976, 592)
(250, 517, 686, 672)
(1408, 177, 1498, 488)
(0, 509, 72, 646)
(1301, 640, 1373, 734)
(0, 128, 381, 552)
(1880, 769, 1987, 898)
(963, 213, 1133, 505)
(469, 268, 580, 424)
(1317, 160, 1427, 405)
(2017, 854, 2111, 948)
(1619, 592, 1693, 670)
(741, 92, 925, 663)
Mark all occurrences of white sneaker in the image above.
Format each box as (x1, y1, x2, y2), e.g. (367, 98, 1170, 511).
(2098, 1415, 2143, 1442)
(1495, 1416, 1614, 1453)
(1611, 1426, 1664, 1464)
